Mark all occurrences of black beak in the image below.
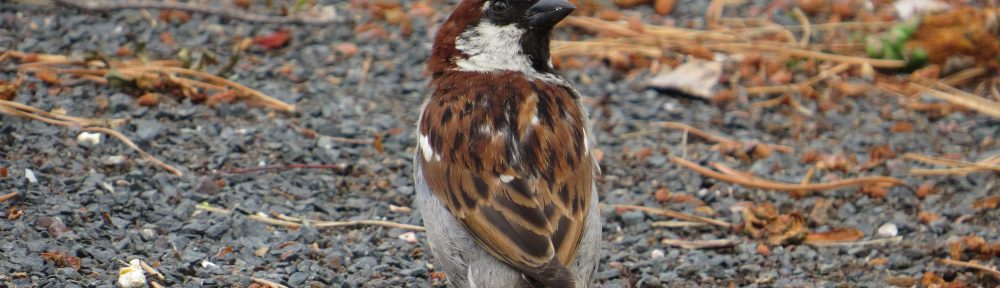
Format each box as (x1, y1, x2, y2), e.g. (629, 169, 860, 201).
(526, 0, 575, 29)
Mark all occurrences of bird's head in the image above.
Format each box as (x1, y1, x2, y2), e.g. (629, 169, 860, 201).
(428, 0, 575, 75)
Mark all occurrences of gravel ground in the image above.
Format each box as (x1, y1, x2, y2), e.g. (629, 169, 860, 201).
(2, 1, 999, 287)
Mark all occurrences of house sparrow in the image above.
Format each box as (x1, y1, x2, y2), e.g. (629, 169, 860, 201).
(413, 0, 600, 287)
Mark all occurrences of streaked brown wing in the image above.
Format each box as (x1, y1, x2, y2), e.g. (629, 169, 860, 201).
(417, 71, 595, 276)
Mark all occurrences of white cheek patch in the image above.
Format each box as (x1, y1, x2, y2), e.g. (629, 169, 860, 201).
(455, 22, 533, 74)
(453, 21, 568, 85)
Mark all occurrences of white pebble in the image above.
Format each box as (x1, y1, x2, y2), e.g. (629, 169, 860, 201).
(24, 169, 37, 184)
(103, 155, 126, 166)
(877, 223, 898, 238)
(100, 182, 115, 193)
(398, 231, 418, 243)
(201, 260, 219, 269)
(117, 259, 146, 288)
(389, 205, 412, 214)
(650, 249, 665, 259)
(76, 132, 102, 147)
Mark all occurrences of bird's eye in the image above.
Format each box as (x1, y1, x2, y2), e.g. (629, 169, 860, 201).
(490, 1, 509, 13)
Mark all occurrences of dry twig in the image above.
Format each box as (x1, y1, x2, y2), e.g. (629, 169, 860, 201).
(8, 52, 296, 113)
(910, 81, 1000, 118)
(654, 121, 794, 153)
(905, 153, 1000, 175)
(651, 221, 709, 228)
(808, 236, 903, 247)
(708, 43, 906, 68)
(53, 0, 339, 25)
(223, 164, 348, 175)
(670, 156, 905, 193)
(940, 259, 1000, 280)
(85, 127, 183, 176)
(0, 192, 19, 203)
(609, 204, 732, 228)
(790, 8, 811, 47)
(745, 63, 851, 95)
(661, 238, 740, 249)
(139, 260, 164, 281)
(0, 100, 182, 176)
(194, 205, 426, 231)
(251, 277, 289, 288)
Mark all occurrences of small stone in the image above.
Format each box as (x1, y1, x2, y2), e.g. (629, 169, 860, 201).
(621, 210, 644, 225)
(117, 259, 146, 288)
(877, 223, 898, 238)
(193, 177, 221, 195)
(134, 119, 165, 141)
(24, 168, 37, 184)
(398, 232, 418, 243)
(102, 155, 126, 166)
(400, 266, 428, 277)
(76, 132, 102, 147)
(650, 249, 665, 259)
(140, 228, 157, 241)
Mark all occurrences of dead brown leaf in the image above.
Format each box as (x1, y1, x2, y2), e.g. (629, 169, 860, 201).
(915, 181, 934, 199)
(613, 0, 650, 7)
(804, 228, 863, 244)
(254, 29, 292, 49)
(973, 195, 1000, 209)
(137, 93, 160, 107)
(654, 188, 671, 203)
(373, 134, 385, 154)
(918, 211, 940, 224)
(7, 205, 22, 220)
(920, 272, 946, 287)
(884, 276, 917, 287)
(654, 0, 675, 15)
(41, 251, 81, 271)
(159, 31, 176, 47)
(158, 10, 191, 23)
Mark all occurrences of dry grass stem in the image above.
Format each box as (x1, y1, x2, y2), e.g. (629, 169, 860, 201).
(651, 221, 709, 228)
(139, 260, 165, 281)
(905, 153, 1000, 175)
(609, 204, 733, 228)
(911, 81, 1000, 118)
(8, 51, 296, 113)
(808, 236, 903, 247)
(790, 8, 811, 47)
(670, 156, 905, 192)
(274, 214, 426, 231)
(661, 238, 740, 249)
(0, 192, 20, 203)
(654, 121, 794, 153)
(940, 259, 1000, 280)
(942, 67, 988, 87)
(729, 21, 896, 32)
(745, 63, 851, 95)
(195, 205, 426, 231)
(135, 66, 296, 112)
(83, 127, 183, 176)
(708, 43, 906, 68)
(705, 0, 726, 29)
(53, 0, 339, 25)
(0, 99, 181, 176)
(251, 277, 290, 288)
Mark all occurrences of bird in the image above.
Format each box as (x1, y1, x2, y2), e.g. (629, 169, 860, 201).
(413, 0, 601, 287)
